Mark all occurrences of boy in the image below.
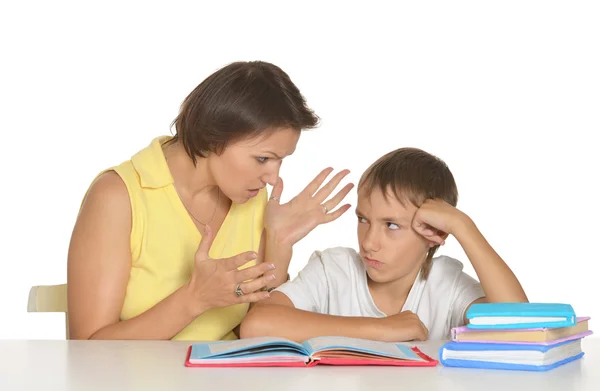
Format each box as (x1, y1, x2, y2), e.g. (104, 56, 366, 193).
(241, 147, 528, 342)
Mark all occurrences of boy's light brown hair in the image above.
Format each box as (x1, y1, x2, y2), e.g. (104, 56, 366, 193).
(357, 147, 458, 280)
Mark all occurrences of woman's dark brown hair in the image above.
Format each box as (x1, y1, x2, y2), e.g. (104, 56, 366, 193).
(170, 61, 320, 164)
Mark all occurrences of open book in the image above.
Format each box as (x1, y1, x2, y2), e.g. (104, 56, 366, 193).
(185, 336, 438, 367)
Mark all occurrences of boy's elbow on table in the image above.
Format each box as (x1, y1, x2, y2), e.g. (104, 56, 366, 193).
(240, 305, 274, 338)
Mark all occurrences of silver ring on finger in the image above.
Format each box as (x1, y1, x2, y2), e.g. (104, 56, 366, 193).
(235, 283, 244, 297)
(321, 204, 329, 214)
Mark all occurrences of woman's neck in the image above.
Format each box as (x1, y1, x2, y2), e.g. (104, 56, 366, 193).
(164, 140, 217, 198)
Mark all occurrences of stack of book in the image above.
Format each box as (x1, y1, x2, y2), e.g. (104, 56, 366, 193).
(439, 303, 593, 371)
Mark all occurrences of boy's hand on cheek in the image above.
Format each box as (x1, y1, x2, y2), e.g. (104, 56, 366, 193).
(412, 199, 466, 246)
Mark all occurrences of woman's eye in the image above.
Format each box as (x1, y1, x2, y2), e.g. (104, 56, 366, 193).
(358, 217, 367, 223)
(257, 157, 269, 163)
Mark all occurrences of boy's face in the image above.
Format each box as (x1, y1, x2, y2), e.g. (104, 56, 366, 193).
(355, 187, 432, 284)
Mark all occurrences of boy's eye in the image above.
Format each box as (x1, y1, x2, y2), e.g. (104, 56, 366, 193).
(357, 216, 368, 223)
(256, 157, 269, 163)
(387, 222, 400, 230)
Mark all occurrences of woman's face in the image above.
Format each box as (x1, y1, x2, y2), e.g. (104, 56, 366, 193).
(207, 128, 301, 204)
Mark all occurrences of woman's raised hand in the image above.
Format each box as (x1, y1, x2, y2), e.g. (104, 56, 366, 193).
(264, 167, 354, 246)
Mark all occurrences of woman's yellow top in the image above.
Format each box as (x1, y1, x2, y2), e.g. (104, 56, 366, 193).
(92, 136, 267, 340)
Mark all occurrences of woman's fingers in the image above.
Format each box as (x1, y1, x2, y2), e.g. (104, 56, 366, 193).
(269, 177, 284, 203)
(321, 182, 354, 212)
(302, 167, 334, 197)
(237, 274, 276, 295)
(323, 204, 352, 223)
(195, 225, 215, 261)
(223, 251, 261, 271)
(313, 169, 351, 203)
(235, 262, 276, 281)
(234, 291, 272, 304)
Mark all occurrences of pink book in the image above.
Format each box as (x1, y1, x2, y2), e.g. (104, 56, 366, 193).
(452, 316, 592, 345)
(184, 336, 438, 368)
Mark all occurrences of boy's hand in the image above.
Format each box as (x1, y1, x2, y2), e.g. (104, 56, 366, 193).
(377, 311, 428, 342)
(412, 199, 466, 246)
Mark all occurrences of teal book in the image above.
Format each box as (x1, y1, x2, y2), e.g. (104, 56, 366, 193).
(466, 303, 576, 329)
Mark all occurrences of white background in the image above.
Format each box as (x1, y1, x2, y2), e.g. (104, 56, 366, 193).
(1, 1, 598, 339)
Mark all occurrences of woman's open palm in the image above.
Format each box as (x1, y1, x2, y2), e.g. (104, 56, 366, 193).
(265, 168, 354, 246)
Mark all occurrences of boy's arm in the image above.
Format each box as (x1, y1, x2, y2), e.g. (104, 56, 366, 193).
(453, 213, 528, 302)
(240, 292, 427, 343)
(453, 214, 528, 322)
(412, 199, 529, 323)
(240, 249, 380, 342)
(241, 293, 381, 342)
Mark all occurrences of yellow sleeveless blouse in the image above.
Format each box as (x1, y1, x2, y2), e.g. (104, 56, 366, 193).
(96, 136, 267, 340)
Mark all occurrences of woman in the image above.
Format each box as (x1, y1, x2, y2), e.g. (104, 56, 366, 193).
(67, 61, 353, 340)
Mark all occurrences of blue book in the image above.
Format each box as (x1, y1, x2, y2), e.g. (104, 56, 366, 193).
(439, 339, 585, 371)
(465, 303, 577, 329)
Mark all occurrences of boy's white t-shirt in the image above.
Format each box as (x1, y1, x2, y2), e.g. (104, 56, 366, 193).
(275, 247, 485, 340)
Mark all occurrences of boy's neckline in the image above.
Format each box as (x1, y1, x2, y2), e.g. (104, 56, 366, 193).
(364, 269, 423, 317)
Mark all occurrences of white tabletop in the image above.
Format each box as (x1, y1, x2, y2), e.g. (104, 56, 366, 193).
(1, 338, 598, 391)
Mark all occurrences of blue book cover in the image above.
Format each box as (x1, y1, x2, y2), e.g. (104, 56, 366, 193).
(439, 339, 585, 371)
(465, 303, 576, 329)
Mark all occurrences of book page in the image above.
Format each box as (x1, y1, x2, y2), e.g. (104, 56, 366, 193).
(457, 329, 546, 342)
(469, 316, 567, 325)
(304, 336, 423, 361)
(207, 337, 302, 355)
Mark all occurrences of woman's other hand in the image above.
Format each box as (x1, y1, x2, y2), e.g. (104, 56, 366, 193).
(187, 225, 276, 316)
